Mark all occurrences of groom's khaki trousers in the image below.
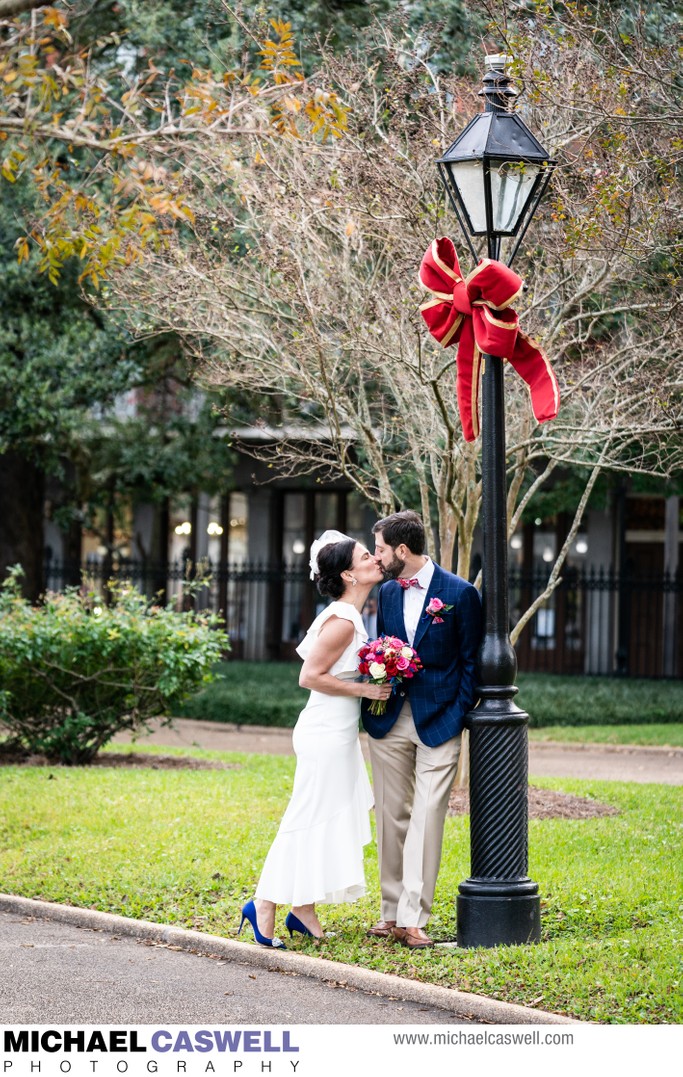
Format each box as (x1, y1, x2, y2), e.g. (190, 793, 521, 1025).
(368, 701, 461, 928)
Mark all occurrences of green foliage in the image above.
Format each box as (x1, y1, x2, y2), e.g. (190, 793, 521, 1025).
(70, 0, 235, 74)
(0, 757, 680, 1022)
(177, 660, 303, 726)
(0, 189, 132, 465)
(0, 5, 350, 285)
(77, 375, 236, 518)
(517, 672, 683, 727)
(0, 567, 229, 764)
(0, 177, 235, 568)
(177, 661, 683, 728)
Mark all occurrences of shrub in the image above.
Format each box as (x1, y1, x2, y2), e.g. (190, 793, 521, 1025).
(176, 661, 302, 726)
(0, 567, 229, 764)
(176, 661, 683, 729)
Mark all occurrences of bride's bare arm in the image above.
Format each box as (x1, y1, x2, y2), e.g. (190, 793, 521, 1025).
(299, 617, 392, 701)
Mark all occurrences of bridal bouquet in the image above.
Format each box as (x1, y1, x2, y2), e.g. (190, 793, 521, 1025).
(357, 635, 423, 716)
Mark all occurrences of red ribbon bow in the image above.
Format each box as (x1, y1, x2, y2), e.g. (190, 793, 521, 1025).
(419, 237, 560, 442)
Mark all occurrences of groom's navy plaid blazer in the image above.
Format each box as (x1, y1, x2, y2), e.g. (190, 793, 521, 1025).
(361, 563, 482, 747)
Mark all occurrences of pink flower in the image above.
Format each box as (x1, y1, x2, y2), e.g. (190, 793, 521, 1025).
(424, 597, 453, 623)
(359, 634, 424, 715)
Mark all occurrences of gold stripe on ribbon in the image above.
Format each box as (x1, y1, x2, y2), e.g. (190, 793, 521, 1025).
(465, 259, 523, 311)
(431, 239, 461, 283)
(518, 330, 560, 414)
(493, 283, 524, 310)
(440, 313, 464, 348)
(465, 259, 491, 283)
(482, 306, 519, 331)
(419, 297, 445, 312)
(471, 344, 482, 439)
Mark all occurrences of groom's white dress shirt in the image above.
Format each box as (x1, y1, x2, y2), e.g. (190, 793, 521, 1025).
(402, 557, 434, 646)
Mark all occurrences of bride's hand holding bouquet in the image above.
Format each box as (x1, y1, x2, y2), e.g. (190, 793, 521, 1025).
(358, 635, 423, 715)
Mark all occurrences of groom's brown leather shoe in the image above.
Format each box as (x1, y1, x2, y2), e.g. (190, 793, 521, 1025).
(391, 926, 434, 949)
(367, 919, 396, 938)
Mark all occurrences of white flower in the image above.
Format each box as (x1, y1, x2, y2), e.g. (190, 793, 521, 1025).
(400, 646, 413, 658)
(369, 662, 386, 680)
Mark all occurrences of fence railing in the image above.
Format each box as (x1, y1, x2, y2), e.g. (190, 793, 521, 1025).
(43, 558, 682, 678)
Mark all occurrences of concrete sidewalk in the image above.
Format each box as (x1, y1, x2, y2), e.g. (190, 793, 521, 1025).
(0, 896, 576, 1026)
(114, 718, 683, 785)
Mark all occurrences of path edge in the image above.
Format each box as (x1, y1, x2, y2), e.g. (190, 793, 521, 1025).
(1, 893, 579, 1026)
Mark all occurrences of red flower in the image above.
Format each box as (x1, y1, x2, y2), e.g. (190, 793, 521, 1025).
(357, 634, 423, 715)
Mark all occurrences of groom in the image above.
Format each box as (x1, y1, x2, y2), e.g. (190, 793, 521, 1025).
(362, 510, 482, 948)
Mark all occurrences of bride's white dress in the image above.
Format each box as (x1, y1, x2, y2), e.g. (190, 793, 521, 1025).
(255, 601, 374, 906)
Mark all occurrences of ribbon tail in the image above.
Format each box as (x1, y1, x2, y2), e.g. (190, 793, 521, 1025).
(508, 332, 560, 424)
(455, 319, 481, 442)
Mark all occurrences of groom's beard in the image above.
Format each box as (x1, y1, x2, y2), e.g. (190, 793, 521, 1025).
(381, 552, 405, 580)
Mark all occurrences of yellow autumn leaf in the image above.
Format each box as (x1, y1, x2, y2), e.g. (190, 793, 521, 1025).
(43, 7, 68, 29)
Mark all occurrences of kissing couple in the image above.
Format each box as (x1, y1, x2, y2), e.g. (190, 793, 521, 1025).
(239, 510, 482, 948)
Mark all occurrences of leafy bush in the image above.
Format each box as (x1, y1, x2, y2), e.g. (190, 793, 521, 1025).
(0, 567, 229, 764)
(517, 673, 683, 726)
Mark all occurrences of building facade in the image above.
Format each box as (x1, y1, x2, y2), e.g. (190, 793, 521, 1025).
(43, 440, 682, 678)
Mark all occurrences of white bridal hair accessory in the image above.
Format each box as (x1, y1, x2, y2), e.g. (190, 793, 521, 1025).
(309, 529, 354, 580)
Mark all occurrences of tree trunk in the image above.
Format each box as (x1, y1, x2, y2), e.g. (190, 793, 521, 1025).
(61, 516, 83, 588)
(0, 452, 45, 600)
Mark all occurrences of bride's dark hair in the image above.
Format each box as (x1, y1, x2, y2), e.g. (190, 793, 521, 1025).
(315, 538, 356, 600)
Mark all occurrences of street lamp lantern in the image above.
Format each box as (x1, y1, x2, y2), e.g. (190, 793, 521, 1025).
(437, 54, 554, 265)
(434, 54, 556, 949)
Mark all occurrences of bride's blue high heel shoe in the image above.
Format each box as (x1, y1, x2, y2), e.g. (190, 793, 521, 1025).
(239, 900, 286, 949)
(285, 911, 320, 939)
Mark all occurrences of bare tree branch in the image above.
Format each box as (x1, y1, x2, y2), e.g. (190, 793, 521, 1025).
(103, 12, 682, 632)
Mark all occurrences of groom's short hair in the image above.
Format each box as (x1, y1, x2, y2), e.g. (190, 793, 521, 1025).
(372, 510, 425, 555)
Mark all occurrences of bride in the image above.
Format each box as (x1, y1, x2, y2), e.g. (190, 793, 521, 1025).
(239, 530, 390, 945)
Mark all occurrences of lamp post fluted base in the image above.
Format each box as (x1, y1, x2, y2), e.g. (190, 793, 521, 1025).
(456, 691, 541, 949)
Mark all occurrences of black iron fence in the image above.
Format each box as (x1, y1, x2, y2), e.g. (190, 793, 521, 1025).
(509, 567, 682, 679)
(43, 558, 682, 678)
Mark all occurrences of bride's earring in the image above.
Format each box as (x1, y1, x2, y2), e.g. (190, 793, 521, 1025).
(351, 577, 358, 586)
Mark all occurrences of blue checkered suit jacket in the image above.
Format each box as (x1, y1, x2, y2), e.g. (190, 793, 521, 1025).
(361, 564, 482, 747)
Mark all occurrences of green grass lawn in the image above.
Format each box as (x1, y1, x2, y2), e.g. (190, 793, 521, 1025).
(178, 662, 683, 745)
(1, 746, 681, 1024)
(529, 724, 683, 747)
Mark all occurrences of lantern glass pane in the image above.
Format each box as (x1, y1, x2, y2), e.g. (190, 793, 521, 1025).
(445, 160, 487, 233)
(490, 160, 542, 233)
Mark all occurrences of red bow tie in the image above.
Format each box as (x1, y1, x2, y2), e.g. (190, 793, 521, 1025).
(398, 578, 422, 590)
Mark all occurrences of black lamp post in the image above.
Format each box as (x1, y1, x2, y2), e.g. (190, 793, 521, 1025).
(437, 55, 555, 948)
